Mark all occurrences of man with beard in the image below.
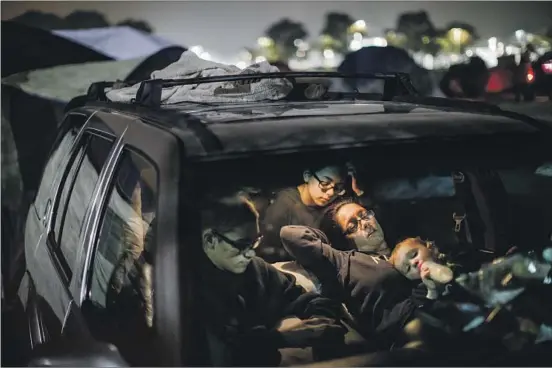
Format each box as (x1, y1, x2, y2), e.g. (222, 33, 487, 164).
(197, 197, 345, 366)
(258, 163, 348, 262)
(280, 225, 441, 349)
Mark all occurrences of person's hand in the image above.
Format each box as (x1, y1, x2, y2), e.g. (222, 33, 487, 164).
(420, 264, 439, 300)
(276, 317, 346, 348)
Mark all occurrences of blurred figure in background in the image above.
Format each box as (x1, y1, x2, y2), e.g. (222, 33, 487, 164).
(337, 46, 437, 97)
(514, 43, 536, 102)
(440, 56, 490, 101)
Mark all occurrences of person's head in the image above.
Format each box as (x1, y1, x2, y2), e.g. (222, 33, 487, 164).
(440, 57, 489, 100)
(389, 237, 435, 280)
(320, 198, 388, 254)
(301, 164, 348, 207)
(201, 197, 260, 274)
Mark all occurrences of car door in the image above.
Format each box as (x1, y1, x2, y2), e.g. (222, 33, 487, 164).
(21, 111, 122, 350)
(61, 113, 185, 366)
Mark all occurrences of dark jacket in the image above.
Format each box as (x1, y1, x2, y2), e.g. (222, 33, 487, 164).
(197, 254, 341, 366)
(259, 187, 327, 262)
(280, 225, 429, 348)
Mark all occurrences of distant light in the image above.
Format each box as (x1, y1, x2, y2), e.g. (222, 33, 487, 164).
(373, 37, 387, 47)
(323, 49, 335, 59)
(353, 32, 363, 41)
(353, 20, 366, 29)
(255, 56, 267, 63)
(349, 40, 362, 51)
(294, 38, 303, 47)
(488, 37, 497, 52)
(236, 61, 247, 69)
(466, 50, 474, 57)
(515, 29, 526, 42)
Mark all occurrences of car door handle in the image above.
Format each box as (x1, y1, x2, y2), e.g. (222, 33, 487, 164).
(42, 199, 52, 226)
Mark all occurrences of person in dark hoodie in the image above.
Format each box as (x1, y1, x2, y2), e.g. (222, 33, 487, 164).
(197, 196, 345, 366)
(280, 226, 440, 349)
(258, 163, 349, 262)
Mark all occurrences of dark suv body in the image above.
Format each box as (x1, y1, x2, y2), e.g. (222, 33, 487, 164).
(16, 73, 552, 366)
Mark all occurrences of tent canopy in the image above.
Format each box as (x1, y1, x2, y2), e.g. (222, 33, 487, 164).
(53, 26, 178, 60)
(1, 21, 112, 78)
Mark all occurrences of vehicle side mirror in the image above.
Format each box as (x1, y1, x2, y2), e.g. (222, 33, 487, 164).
(27, 339, 129, 367)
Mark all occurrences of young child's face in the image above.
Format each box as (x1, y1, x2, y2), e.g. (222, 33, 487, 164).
(391, 241, 432, 280)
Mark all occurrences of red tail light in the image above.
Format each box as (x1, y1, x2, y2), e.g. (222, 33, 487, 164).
(542, 61, 552, 74)
(527, 65, 535, 83)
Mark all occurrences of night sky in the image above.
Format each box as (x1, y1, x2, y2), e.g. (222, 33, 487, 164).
(3, 1, 552, 58)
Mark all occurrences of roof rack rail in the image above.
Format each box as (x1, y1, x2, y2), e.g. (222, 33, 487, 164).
(86, 71, 419, 108)
(393, 95, 552, 133)
(392, 95, 504, 114)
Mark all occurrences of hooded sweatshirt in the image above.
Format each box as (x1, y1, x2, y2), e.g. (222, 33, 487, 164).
(280, 225, 430, 348)
(259, 187, 328, 262)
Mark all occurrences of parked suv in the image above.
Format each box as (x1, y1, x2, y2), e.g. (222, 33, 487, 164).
(15, 72, 552, 366)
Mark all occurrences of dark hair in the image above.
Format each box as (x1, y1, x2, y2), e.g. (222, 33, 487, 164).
(201, 197, 258, 233)
(319, 197, 358, 250)
(307, 163, 349, 181)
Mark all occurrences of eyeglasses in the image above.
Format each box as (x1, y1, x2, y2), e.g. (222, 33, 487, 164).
(212, 229, 261, 254)
(311, 172, 346, 196)
(344, 210, 375, 235)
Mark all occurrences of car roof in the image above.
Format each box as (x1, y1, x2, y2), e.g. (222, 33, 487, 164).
(80, 97, 548, 161)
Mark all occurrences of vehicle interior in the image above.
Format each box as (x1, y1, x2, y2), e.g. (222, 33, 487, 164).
(188, 137, 552, 365)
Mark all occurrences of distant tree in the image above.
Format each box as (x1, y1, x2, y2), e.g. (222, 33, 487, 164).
(64, 10, 110, 29)
(117, 19, 154, 33)
(10, 10, 65, 30)
(9, 9, 154, 33)
(395, 11, 439, 54)
(265, 18, 308, 61)
(321, 12, 356, 54)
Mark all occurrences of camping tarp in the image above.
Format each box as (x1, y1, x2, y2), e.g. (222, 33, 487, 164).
(1, 21, 112, 78)
(53, 26, 178, 60)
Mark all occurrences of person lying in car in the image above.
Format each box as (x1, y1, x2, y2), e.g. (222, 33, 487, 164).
(272, 198, 390, 293)
(279, 225, 450, 350)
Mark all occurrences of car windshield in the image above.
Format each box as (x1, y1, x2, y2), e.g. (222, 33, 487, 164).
(191, 138, 552, 366)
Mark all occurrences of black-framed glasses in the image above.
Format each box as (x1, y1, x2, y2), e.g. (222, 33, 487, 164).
(344, 209, 375, 235)
(311, 172, 346, 196)
(212, 229, 261, 253)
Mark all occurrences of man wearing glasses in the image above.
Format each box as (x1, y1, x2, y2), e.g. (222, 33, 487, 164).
(259, 164, 349, 262)
(198, 198, 346, 366)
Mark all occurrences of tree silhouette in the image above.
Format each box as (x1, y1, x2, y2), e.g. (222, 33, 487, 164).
(395, 11, 439, 53)
(9, 10, 154, 33)
(117, 19, 154, 33)
(265, 18, 308, 61)
(320, 12, 355, 53)
(10, 10, 65, 30)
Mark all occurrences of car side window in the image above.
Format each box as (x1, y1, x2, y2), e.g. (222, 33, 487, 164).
(87, 148, 158, 365)
(52, 133, 115, 280)
(34, 115, 85, 220)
